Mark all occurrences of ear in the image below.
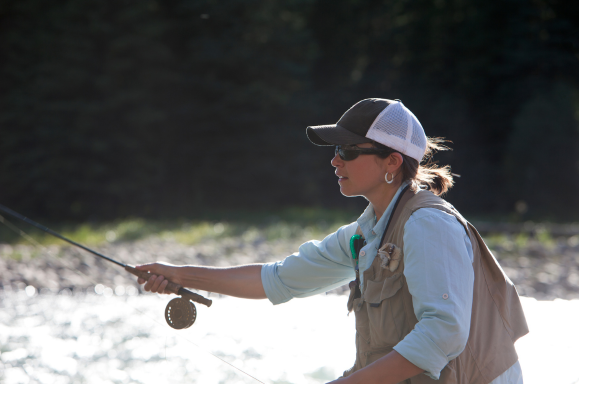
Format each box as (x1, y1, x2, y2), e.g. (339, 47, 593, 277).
(388, 152, 403, 174)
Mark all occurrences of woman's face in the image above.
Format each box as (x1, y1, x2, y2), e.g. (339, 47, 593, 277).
(331, 143, 398, 199)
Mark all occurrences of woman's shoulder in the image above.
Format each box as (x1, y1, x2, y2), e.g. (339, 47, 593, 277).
(408, 187, 452, 209)
(321, 220, 359, 248)
(338, 220, 360, 238)
(404, 207, 470, 243)
(407, 188, 463, 223)
(407, 207, 458, 225)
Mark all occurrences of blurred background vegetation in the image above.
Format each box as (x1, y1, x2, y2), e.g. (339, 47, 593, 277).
(0, 0, 578, 224)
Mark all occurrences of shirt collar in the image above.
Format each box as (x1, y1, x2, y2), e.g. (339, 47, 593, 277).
(356, 180, 410, 241)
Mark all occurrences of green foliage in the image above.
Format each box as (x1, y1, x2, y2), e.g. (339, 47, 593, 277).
(0, 0, 578, 222)
(0, 206, 359, 245)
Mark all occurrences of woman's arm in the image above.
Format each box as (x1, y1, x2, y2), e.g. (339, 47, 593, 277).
(328, 351, 423, 384)
(393, 209, 474, 379)
(332, 210, 474, 384)
(135, 262, 267, 299)
(137, 221, 359, 304)
(136, 220, 359, 302)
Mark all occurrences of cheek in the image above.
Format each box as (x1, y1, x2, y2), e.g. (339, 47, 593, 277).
(348, 159, 383, 183)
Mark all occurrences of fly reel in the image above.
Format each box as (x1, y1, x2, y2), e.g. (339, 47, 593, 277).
(165, 297, 197, 329)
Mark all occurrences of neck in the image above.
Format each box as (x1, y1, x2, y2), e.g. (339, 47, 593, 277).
(367, 181, 403, 221)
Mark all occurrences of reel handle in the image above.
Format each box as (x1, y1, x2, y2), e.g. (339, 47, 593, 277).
(124, 266, 213, 307)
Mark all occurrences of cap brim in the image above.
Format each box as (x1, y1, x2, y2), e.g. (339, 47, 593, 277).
(306, 124, 369, 146)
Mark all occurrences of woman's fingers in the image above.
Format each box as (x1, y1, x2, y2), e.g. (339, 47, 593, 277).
(147, 275, 165, 293)
(142, 274, 172, 294)
(158, 278, 170, 294)
(145, 274, 161, 293)
(135, 262, 178, 294)
(143, 275, 155, 292)
(151, 275, 165, 292)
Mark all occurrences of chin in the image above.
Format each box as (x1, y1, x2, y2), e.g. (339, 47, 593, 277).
(339, 187, 359, 198)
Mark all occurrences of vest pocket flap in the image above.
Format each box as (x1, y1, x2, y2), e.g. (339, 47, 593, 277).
(364, 274, 403, 306)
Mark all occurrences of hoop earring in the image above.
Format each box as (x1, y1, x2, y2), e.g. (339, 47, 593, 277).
(385, 172, 394, 184)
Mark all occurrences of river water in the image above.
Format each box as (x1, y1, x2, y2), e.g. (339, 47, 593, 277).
(0, 287, 578, 384)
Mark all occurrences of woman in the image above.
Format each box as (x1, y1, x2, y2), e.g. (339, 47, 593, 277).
(136, 98, 528, 384)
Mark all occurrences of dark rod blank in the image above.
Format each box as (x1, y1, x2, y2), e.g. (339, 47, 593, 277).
(0, 203, 212, 307)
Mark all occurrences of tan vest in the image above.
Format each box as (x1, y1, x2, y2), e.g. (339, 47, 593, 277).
(343, 189, 529, 383)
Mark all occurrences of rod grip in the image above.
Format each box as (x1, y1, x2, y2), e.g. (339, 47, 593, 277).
(124, 266, 212, 307)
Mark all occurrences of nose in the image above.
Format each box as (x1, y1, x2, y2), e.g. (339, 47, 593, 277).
(331, 153, 343, 168)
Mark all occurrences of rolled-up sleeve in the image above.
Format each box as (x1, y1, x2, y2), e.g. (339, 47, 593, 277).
(261, 222, 358, 305)
(393, 209, 474, 380)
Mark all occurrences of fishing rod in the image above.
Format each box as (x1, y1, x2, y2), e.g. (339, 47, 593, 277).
(0, 203, 211, 330)
(0, 206, 266, 384)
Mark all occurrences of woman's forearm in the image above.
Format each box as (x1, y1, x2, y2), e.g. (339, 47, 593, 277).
(176, 264, 267, 299)
(328, 351, 423, 384)
(136, 262, 267, 299)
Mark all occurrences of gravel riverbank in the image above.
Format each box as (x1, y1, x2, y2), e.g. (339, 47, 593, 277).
(0, 224, 579, 301)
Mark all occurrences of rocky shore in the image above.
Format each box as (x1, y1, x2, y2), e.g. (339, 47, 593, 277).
(0, 225, 578, 301)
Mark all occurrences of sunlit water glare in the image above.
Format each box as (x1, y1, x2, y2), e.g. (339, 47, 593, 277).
(0, 288, 578, 384)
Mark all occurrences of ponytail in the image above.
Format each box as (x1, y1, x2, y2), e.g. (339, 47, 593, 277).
(373, 137, 455, 196)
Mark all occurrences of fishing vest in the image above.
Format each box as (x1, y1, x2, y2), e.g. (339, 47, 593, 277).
(342, 189, 529, 384)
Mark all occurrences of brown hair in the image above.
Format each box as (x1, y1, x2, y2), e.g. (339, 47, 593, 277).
(371, 137, 454, 196)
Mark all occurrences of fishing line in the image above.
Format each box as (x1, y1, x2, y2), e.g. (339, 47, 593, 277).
(0, 213, 265, 384)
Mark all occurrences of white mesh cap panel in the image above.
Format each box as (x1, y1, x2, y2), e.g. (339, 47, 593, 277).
(365, 101, 427, 162)
(410, 119, 426, 150)
(371, 102, 408, 140)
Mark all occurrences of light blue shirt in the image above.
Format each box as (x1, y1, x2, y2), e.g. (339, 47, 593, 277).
(261, 182, 521, 382)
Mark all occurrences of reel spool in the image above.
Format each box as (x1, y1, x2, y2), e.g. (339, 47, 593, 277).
(165, 297, 197, 329)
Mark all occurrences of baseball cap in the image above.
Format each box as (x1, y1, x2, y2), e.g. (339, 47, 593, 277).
(306, 98, 427, 162)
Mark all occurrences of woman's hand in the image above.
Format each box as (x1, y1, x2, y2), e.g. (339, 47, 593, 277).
(325, 351, 423, 384)
(135, 262, 182, 294)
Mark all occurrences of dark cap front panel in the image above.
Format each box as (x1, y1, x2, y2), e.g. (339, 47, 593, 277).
(337, 98, 395, 136)
(305, 98, 396, 146)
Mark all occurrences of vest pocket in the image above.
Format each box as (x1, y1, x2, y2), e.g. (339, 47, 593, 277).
(363, 273, 405, 348)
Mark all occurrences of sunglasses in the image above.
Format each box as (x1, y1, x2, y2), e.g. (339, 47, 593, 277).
(334, 145, 393, 161)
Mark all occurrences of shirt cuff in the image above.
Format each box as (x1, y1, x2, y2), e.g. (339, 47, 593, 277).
(393, 328, 450, 380)
(261, 262, 294, 305)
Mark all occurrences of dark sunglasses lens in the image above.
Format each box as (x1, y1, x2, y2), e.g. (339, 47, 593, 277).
(336, 147, 359, 161)
(343, 150, 360, 161)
